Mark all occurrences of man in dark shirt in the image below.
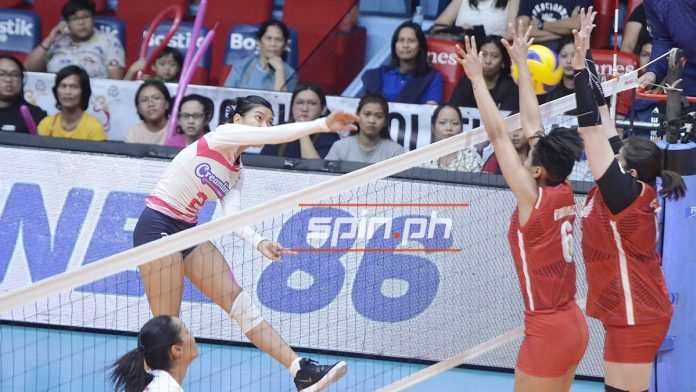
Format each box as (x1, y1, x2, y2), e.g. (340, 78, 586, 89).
(0, 55, 46, 133)
(639, 0, 696, 110)
(516, 0, 592, 52)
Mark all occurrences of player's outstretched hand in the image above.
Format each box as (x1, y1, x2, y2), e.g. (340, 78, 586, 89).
(325, 111, 359, 133)
(571, 7, 596, 70)
(455, 36, 483, 80)
(501, 20, 534, 67)
(257, 240, 296, 261)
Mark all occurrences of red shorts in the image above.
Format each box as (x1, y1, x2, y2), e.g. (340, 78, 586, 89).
(603, 320, 671, 363)
(517, 302, 589, 377)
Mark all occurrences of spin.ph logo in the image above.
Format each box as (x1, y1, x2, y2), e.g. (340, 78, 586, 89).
(0, 18, 34, 43)
(293, 203, 468, 253)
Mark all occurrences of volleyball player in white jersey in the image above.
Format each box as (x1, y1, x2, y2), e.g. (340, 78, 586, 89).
(133, 95, 357, 391)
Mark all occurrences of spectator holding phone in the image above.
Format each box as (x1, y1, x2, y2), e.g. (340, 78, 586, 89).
(24, 0, 125, 79)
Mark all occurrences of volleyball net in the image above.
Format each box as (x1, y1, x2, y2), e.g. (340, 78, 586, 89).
(0, 75, 637, 390)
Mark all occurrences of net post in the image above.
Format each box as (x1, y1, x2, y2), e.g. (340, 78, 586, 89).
(665, 49, 684, 144)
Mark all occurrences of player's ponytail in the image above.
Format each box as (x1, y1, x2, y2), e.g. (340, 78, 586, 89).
(621, 137, 687, 200)
(225, 95, 273, 123)
(660, 169, 686, 200)
(110, 315, 183, 392)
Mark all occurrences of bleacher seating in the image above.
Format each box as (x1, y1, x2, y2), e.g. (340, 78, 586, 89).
(95, 15, 125, 50)
(426, 37, 463, 103)
(141, 21, 211, 85)
(203, 0, 273, 86)
(591, 48, 639, 83)
(0, 8, 40, 62)
(282, 0, 366, 94)
(219, 23, 299, 87)
(115, 0, 187, 65)
(592, 0, 614, 49)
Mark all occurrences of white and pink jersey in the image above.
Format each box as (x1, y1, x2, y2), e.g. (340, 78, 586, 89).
(145, 117, 331, 247)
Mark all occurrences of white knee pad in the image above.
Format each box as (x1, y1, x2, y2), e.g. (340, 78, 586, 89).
(229, 291, 263, 334)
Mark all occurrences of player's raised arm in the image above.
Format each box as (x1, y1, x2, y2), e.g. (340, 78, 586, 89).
(571, 8, 615, 181)
(212, 112, 358, 147)
(502, 21, 542, 144)
(456, 36, 538, 212)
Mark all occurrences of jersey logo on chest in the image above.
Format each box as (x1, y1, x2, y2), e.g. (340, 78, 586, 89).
(195, 162, 231, 198)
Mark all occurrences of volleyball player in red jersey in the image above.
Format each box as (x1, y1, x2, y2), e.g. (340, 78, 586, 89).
(571, 9, 686, 392)
(457, 22, 588, 391)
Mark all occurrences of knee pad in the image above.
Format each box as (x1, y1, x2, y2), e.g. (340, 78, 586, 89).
(229, 291, 263, 334)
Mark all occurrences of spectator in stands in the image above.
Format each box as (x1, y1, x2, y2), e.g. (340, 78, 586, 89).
(423, 104, 482, 172)
(516, 0, 591, 52)
(617, 36, 661, 138)
(542, 36, 576, 102)
(362, 22, 443, 105)
(619, 3, 649, 55)
(223, 19, 297, 92)
(177, 94, 213, 145)
(124, 47, 184, 82)
(24, 0, 125, 80)
(0, 55, 46, 133)
(325, 94, 403, 164)
(482, 128, 529, 174)
(38, 65, 106, 141)
(638, 0, 696, 111)
(449, 35, 518, 111)
(261, 83, 338, 159)
(431, 0, 520, 39)
(125, 81, 172, 145)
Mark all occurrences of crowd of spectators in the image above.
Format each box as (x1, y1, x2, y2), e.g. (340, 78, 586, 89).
(0, 0, 687, 175)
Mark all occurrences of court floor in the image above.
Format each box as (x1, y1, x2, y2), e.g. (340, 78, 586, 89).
(0, 324, 603, 391)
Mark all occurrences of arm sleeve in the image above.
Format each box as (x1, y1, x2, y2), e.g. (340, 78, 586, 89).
(644, 1, 671, 82)
(221, 188, 266, 249)
(210, 118, 330, 146)
(608, 135, 623, 154)
(424, 72, 443, 104)
(596, 160, 642, 215)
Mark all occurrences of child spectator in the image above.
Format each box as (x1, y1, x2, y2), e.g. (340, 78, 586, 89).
(124, 47, 184, 82)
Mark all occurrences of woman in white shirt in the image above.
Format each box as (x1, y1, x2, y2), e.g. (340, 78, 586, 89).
(432, 0, 519, 38)
(110, 315, 197, 392)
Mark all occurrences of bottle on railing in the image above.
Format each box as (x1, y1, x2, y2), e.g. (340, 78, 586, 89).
(412, 5, 424, 25)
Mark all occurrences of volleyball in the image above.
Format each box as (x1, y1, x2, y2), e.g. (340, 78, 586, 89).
(511, 44, 563, 95)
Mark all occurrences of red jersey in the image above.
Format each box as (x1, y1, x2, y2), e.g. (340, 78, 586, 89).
(508, 183, 578, 312)
(581, 184, 673, 326)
